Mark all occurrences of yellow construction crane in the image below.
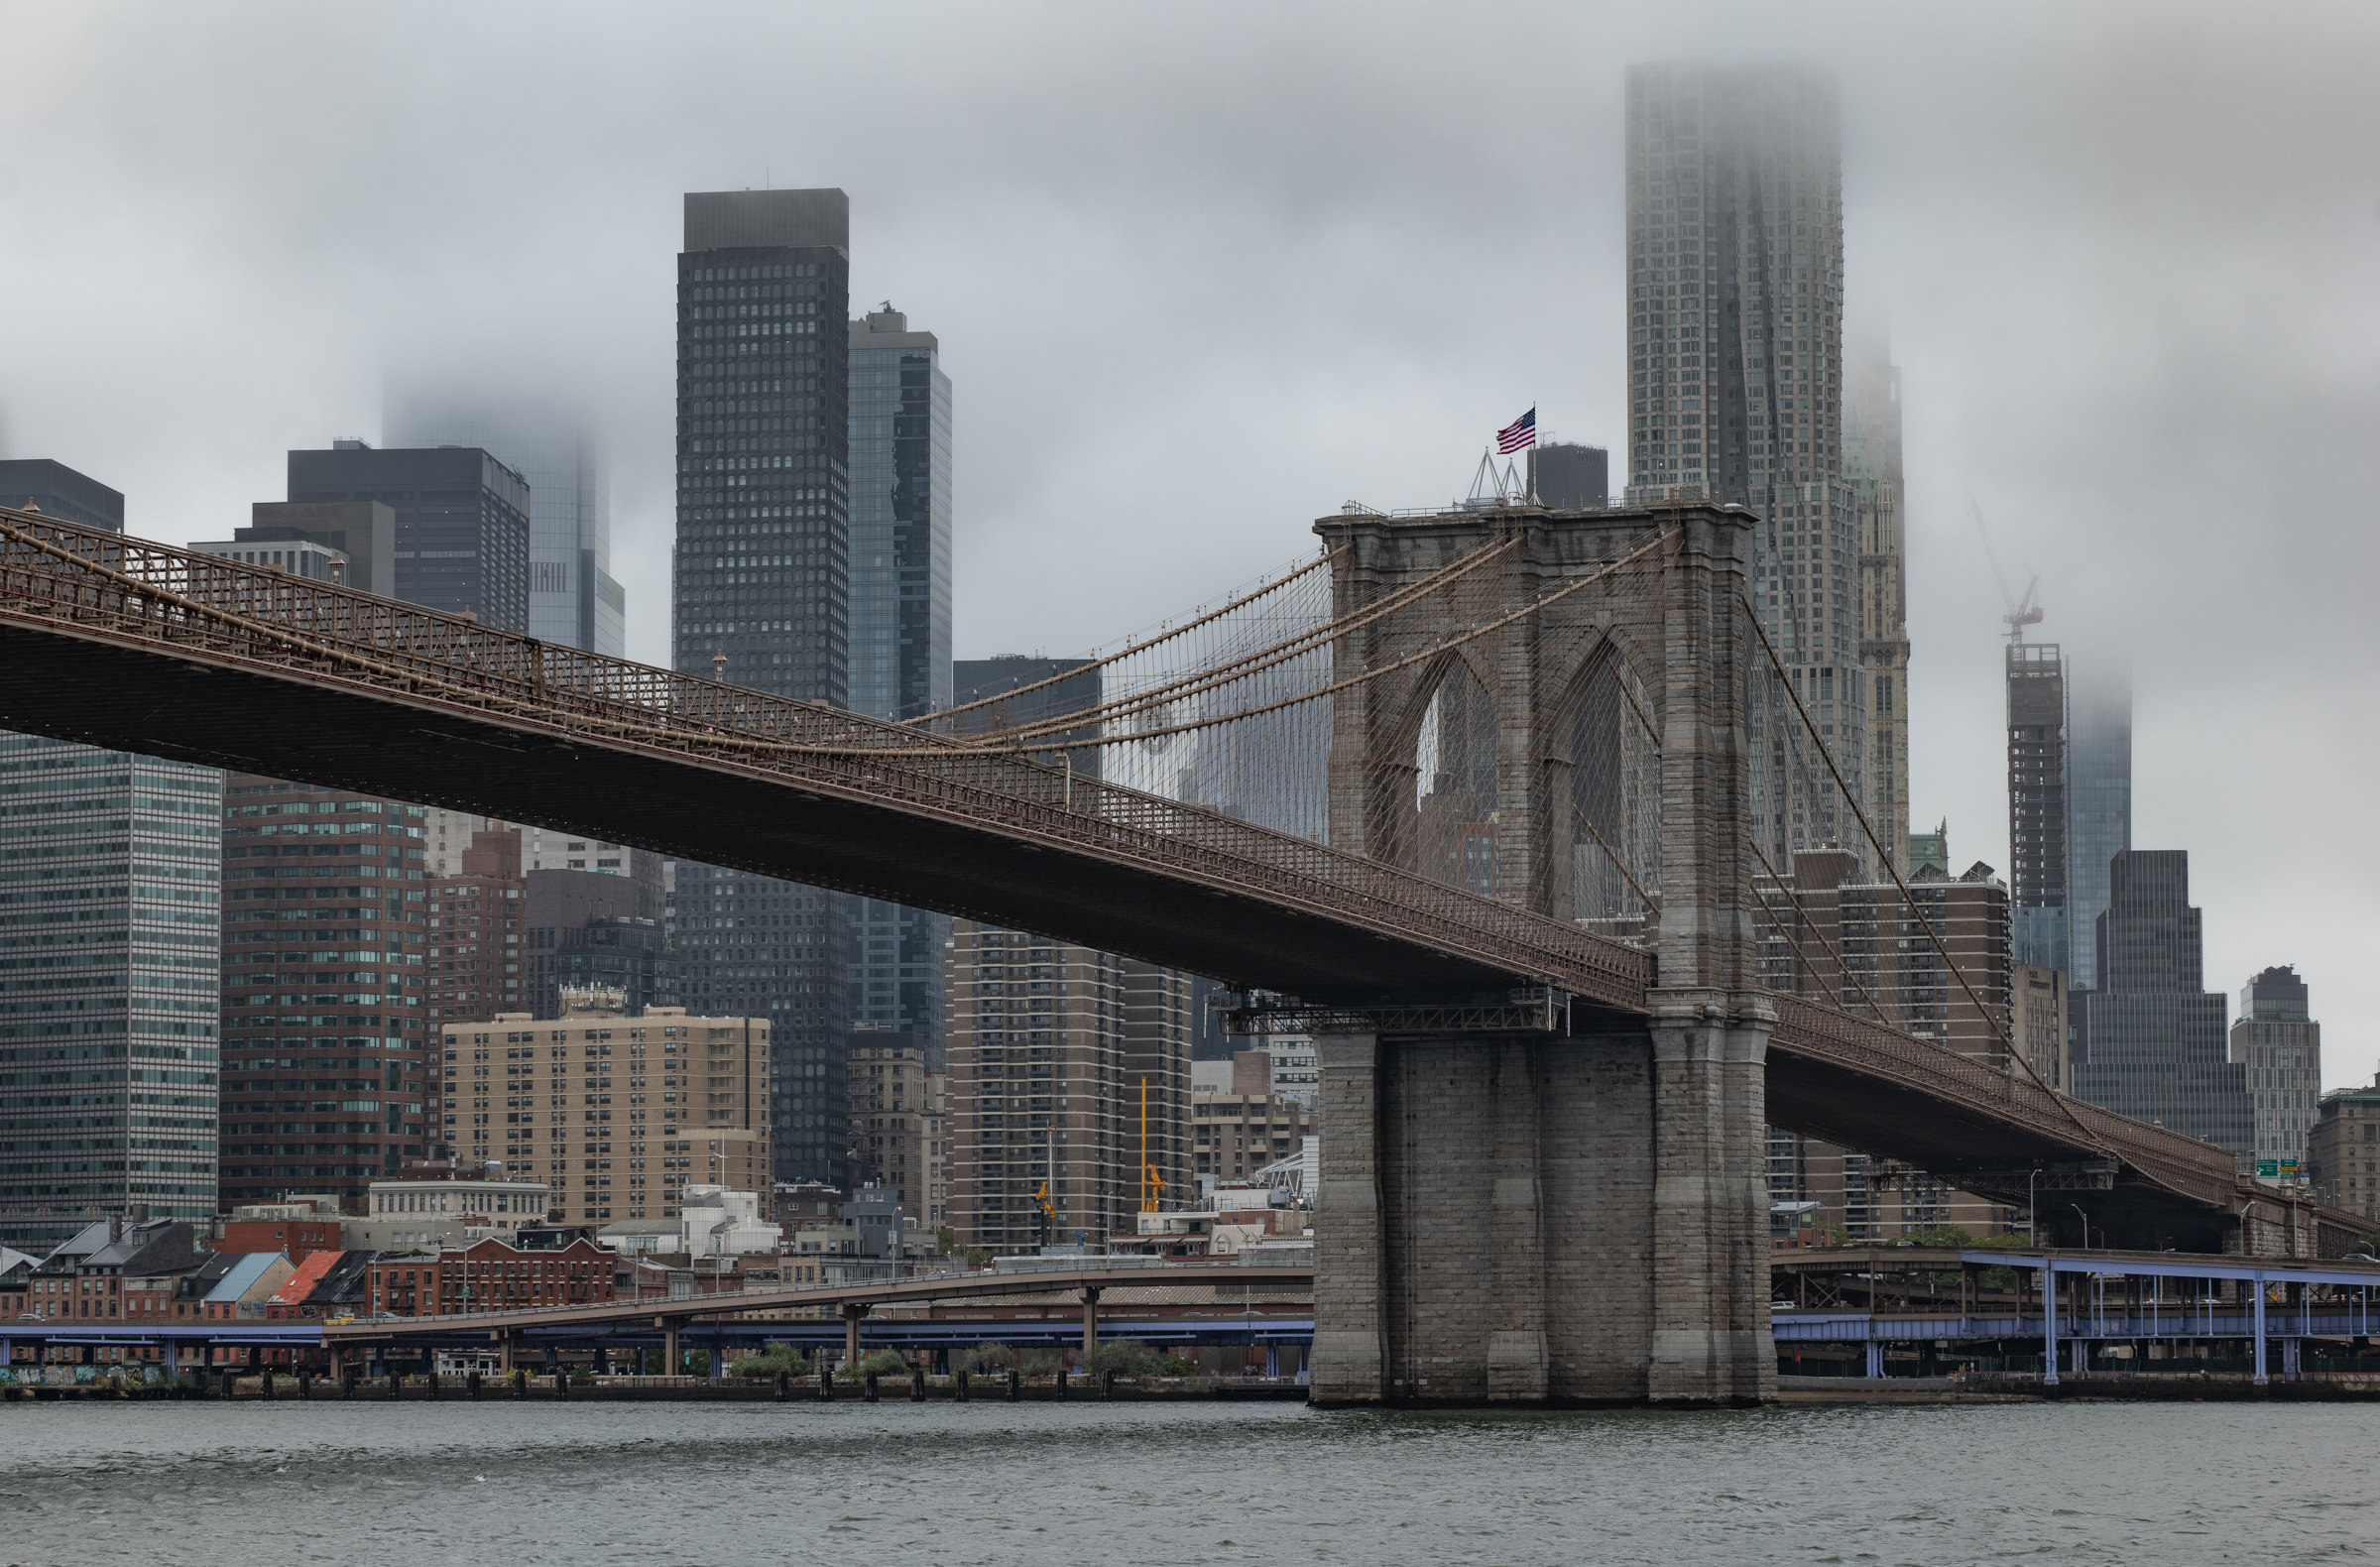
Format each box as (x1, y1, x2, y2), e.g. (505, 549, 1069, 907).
(1034, 1180, 1055, 1248)
(1139, 1077, 1166, 1213)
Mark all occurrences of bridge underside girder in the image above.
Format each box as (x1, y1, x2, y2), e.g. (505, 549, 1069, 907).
(1765, 1048, 2233, 1251)
(0, 623, 1518, 1005)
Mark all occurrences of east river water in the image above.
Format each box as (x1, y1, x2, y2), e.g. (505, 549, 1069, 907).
(5, 1398, 2377, 1565)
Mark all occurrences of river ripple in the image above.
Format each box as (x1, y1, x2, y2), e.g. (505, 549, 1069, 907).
(2, 1398, 2376, 1565)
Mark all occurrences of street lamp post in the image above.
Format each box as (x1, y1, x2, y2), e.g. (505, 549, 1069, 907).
(2029, 1168, 2043, 1246)
(2070, 1203, 2091, 1250)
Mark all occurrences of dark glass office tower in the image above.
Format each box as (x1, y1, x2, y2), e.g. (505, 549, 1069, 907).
(847, 306, 953, 1056)
(2071, 850, 2251, 1163)
(0, 458, 123, 530)
(672, 187, 855, 1186)
(286, 442, 532, 630)
(384, 394, 624, 656)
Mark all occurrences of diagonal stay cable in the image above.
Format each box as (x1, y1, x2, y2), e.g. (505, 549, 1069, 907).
(1572, 801, 1661, 917)
(993, 532, 1528, 744)
(1745, 877, 1852, 1013)
(989, 527, 1680, 757)
(1733, 591, 2098, 1149)
(1743, 830, 1889, 1022)
(916, 544, 1348, 728)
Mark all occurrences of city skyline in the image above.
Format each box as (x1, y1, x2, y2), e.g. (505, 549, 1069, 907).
(0, 6, 2372, 1080)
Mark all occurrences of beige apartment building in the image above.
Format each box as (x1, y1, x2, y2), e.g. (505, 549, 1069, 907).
(1193, 1086, 1313, 1185)
(945, 920, 1190, 1254)
(441, 992, 769, 1226)
(846, 1033, 937, 1225)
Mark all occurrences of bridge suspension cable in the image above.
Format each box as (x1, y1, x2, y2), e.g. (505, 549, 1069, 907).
(966, 534, 1526, 746)
(915, 544, 1348, 729)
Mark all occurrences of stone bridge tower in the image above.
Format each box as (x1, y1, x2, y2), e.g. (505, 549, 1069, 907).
(1305, 498, 1774, 1405)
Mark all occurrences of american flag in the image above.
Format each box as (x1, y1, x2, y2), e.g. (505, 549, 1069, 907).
(1496, 407, 1537, 454)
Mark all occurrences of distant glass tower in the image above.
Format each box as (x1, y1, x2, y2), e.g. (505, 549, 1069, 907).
(1626, 63, 1867, 871)
(846, 305, 953, 1057)
(2065, 660, 2131, 990)
(0, 463, 221, 1250)
(383, 393, 624, 655)
(2005, 640, 2068, 972)
(2071, 850, 2251, 1164)
(672, 187, 855, 1187)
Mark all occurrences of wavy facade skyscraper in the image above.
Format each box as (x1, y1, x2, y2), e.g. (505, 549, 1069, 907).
(1626, 63, 1871, 873)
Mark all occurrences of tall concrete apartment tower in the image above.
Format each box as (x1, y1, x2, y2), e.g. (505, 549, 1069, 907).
(847, 305, 953, 1055)
(944, 659, 1192, 1247)
(672, 187, 855, 1187)
(383, 393, 626, 655)
(1627, 63, 1868, 871)
(2065, 660, 2132, 990)
(1844, 331, 1910, 874)
(2229, 965, 2320, 1179)
(0, 465, 223, 1251)
(2006, 640, 2068, 971)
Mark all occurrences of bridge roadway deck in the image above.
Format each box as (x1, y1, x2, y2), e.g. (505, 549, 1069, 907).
(0, 511, 2334, 1248)
(318, 1265, 1318, 1345)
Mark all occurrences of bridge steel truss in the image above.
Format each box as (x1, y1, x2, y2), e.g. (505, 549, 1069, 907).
(0, 505, 2354, 1390)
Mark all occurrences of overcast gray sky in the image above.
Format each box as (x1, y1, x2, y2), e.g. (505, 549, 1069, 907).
(5, 0, 2376, 1078)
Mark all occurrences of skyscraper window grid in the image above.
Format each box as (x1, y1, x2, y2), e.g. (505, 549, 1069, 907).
(671, 187, 856, 1188)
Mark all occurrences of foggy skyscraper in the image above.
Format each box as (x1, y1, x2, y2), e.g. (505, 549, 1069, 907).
(671, 187, 855, 1186)
(1844, 331, 1911, 875)
(1627, 62, 1867, 870)
(287, 441, 533, 631)
(2065, 659, 2132, 990)
(383, 393, 625, 656)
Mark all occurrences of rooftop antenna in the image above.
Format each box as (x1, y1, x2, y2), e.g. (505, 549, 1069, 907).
(1971, 501, 2042, 645)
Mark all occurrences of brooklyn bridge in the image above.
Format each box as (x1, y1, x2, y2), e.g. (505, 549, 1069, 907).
(0, 500, 2348, 1406)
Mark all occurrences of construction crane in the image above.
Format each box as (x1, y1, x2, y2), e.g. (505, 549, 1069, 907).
(1971, 501, 2044, 645)
(1138, 1076, 1166, 1214)
(1034, 1180, 1055, 1249)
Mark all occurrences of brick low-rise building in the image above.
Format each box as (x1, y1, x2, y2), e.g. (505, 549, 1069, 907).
(363, 1235, 614, 1316)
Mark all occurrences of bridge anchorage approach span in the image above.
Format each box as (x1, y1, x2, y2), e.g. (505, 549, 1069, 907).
(0, 503, 2342, 1404)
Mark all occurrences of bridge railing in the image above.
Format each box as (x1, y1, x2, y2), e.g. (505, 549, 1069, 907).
(0, 510, 1653, 1006)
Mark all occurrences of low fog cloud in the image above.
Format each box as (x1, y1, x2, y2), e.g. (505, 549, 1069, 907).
(4, 0, 2375, 1072)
